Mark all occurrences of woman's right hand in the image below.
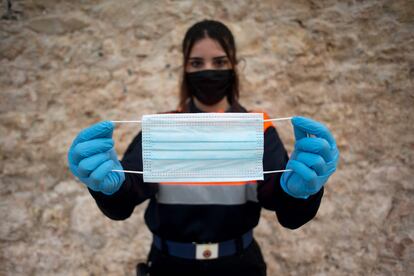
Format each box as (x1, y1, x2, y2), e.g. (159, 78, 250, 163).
(67, 121, 125, 195)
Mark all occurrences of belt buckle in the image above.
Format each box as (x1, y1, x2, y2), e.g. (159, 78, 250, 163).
(195, 243, 219, 260)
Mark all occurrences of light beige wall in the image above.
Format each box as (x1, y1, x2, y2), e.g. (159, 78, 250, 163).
(0, 0, 413, 275)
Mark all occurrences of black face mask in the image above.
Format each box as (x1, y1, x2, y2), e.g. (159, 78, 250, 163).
(186, 69, 234, 105)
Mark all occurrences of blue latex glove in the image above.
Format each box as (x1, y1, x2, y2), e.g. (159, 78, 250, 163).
(67, 121, 125, 195)
(280, 116, 339, 199)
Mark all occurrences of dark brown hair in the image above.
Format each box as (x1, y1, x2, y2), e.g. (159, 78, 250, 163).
(178, 20, 243, 112)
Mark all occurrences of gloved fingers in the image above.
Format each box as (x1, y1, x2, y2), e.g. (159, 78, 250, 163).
(77, 152, 111, 178)
(89, 159, 115, 187)
(101, 171, 123, 195)
(72, 121, 114, 147)
(71, 138, 114, 165)
(291, 116, 336, 148)
(286, 159, 317, 183)
(294, 137, 333, 162)
(295, 151, 327, 176)
(68, 159, 80, 178)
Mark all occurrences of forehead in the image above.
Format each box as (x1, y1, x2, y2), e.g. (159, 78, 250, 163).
(189, 37, 226, 58)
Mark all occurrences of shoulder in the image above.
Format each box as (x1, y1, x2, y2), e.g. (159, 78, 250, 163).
(158, 109, 182, 114)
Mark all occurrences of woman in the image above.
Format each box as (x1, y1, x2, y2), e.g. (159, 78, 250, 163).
(68, 20, 339, 276)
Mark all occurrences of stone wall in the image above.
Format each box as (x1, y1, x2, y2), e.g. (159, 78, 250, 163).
(1, 0, 413, 275)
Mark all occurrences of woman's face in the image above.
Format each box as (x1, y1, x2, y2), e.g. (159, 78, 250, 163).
(185, 37, 232, 73)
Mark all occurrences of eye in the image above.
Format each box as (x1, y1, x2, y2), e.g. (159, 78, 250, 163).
(190, 60, 203, 68)
(214, 59, 228, 67)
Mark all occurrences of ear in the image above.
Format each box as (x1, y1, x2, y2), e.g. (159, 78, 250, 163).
(236, 58, 246, 71)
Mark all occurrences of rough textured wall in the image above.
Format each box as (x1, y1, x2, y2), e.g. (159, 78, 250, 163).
(1, 0, 413, 275)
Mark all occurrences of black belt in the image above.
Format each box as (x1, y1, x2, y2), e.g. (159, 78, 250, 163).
(153, 230, 253, 260)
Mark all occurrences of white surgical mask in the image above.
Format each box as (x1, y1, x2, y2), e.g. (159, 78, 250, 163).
(112, 113, 291, 182)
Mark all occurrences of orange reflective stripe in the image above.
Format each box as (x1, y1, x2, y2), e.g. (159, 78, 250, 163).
(160, 181, 257, 186)
(250, 110, 274, 132)
(262, 112, 274, 132)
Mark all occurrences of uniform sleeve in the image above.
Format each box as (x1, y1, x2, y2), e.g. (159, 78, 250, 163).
(88, 132, 158, 220)
(257, 126, 324, 229)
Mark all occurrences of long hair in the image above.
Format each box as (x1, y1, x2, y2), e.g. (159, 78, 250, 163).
(178, 20, 243, 112)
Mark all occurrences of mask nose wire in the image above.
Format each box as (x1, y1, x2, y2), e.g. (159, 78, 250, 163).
(110, 116, 294, 174)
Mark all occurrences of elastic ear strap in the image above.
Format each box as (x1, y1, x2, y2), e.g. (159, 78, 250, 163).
(263, 169, 292, 174)
(112, 120, 142, 123)
(263, 117, 292, 122)
(112, 169, 143, 174)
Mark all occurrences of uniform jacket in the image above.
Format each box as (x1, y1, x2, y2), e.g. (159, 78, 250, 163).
(89, 100, 324, 243)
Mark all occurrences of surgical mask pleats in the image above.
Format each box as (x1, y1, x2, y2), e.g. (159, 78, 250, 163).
(142, 113, 264, 182)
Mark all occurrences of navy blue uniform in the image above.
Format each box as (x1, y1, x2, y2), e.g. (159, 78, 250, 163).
(88, 100, 324, 275)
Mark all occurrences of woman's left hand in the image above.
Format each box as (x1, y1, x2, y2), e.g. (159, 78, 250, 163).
(280, 116, 340, 199)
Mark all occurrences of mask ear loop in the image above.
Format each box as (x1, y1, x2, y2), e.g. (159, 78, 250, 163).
(112, 120, 143, 123)
(262, 116, 293, 173)
(112, 169, 143, 174)
(263, 117, 292, 122)
(110, 116, 294, 174)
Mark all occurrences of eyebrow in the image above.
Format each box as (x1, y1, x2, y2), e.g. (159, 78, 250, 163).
(213, 56, 228, 60)
(188, 56, 228, 60)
